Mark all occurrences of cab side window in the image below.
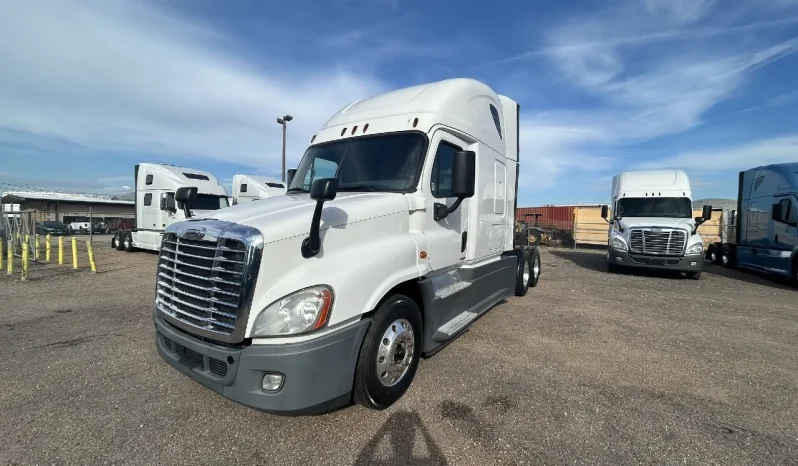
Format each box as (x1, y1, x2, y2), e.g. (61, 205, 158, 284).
(430, 141, 461, 198)
(778, 198, 794, 222)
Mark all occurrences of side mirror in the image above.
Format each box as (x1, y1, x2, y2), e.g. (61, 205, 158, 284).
(287, 168, 297, 187)
(165, 194, 176, 212)
(434, 150, 476, 221)
(451, 150, 476, 198)
(302, 178, 339, 258)
(600, 205, 609, 220)
(310, 177, 338, 201)
(175, 186, 198, 218)
(771, 203, 781, 221)
(702, 205, 713, 221)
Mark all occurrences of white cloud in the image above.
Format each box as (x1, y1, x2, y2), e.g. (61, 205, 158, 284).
(501, 0, 798, 197)
(0, 0, 388, 172)
(636, 135, 798, 171)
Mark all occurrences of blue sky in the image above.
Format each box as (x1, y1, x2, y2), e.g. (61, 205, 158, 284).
(1, 0, 797, 206)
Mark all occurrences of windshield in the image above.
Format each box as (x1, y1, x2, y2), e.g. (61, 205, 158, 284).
(617, 197, 693, 218)
(187, 194, 229, 211)
(287, 132, 427, 193)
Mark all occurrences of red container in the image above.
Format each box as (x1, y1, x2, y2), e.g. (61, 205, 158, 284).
(516, 206, 576, 232)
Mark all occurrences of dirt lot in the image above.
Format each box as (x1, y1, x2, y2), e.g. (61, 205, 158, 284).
(1, 243, 796, 465)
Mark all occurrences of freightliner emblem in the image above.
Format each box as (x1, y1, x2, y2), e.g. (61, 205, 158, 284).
(183, 228, 206, 240)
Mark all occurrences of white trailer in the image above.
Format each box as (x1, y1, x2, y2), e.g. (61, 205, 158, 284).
(152, 78, 541, 415)
(113, 163, 230, 252)
(601, 169, 712, 279)
(231, 174, 286, 204)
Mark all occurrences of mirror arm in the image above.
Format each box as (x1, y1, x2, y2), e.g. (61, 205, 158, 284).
(301, 200, 326, 258)
(434, 197, 464, 221)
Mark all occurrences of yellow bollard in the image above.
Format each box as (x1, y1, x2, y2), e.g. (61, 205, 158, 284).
(58, 237, 64, 265)
(21, 239, 28, 281)
(86, 241, 97, 273)
(6, 240, 12, 275)
(46, 234, 52, 262)
(71, 237, 78, 269)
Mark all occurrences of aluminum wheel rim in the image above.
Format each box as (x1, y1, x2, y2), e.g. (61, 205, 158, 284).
(124, 237, 130, 248)
(376, 318, 414, 387)
(113, 237, 118, 247)
(523, 260, 531, 283)
(722, 252, 728, 266)
(533, 256, 540, 279)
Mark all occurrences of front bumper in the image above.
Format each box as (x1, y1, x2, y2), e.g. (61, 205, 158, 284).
(607, 247, 704, 272)
(154, 309, 370, 415)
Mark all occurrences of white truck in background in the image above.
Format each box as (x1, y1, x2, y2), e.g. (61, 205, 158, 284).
(112, 163, 230, 253)
(601, 169, 712, 279)
(152, 78, 542, 415)
(231, 174, 287, 205)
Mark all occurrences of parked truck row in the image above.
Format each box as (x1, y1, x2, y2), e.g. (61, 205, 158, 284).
(96, 77, 795, 417)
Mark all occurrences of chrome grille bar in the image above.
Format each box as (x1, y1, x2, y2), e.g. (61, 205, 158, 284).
(154, 220, 264, 344)
(629, 228, 687, 256)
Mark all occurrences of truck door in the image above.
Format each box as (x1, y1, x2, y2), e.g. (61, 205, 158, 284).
(423, 131, 468, 271)
(773, 196, 797, 273)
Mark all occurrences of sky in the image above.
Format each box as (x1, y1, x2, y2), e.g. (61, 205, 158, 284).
(1, 0, 797, 206)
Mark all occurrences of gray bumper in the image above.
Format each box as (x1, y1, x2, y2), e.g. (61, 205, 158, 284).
(608, 248, 704, 272)
(154, 310, 370, 415)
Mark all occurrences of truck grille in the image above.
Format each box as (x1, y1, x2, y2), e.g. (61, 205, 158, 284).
(629, 228, 687, 256)
(154, 221, 263, 343)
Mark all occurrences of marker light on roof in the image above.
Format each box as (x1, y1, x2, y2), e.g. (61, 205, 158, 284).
(351, 126, 358, 135)
(363, 123, 369, 133)
(412, 118, 418, 128)
(311, 135, 316, 143)
(340, 128, 347, 136)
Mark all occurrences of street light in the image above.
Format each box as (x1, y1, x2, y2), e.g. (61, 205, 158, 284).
(277, 115, 293, 182)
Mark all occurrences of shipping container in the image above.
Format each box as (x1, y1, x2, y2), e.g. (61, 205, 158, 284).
(516, 206, 576, 232)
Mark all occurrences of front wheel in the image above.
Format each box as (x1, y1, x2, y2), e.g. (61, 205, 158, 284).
(353, 294, 422, 410)
(685, 271, 701, 280)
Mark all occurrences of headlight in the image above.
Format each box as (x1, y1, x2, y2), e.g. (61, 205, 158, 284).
(251, 285, 334, 337)
(686, 242, 704, 255)
(611, 236, 627, 251)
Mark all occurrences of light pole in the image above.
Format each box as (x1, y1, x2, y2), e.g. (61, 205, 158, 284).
(276, 115, 293, 182)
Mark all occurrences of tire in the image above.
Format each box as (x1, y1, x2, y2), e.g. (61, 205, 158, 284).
(353, 294, 422, 410)
(123, 232, 134, 252)
(685, 271, 701, 280)
(529, 247, 541, 288)
(791, 258, 798, 288)
(709, 245, 722, 265)
(721, 244, 735, 268)
(514, 251, 531, 297)
(111, 234, 118, 249)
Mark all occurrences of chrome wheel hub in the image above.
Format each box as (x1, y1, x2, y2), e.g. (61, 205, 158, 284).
(533, 257, 540, 279)
(376, 318, 414, 387)
(523, 260, 530, 283)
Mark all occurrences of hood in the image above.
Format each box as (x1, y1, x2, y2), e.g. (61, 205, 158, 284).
(617, 217, 695, 230)
(190, 192, 409, 243)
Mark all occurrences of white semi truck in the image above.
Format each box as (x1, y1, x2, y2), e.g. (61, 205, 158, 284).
(231, 174, 286, 204)
(601, 169, 712, 279)
(152, 78, 542, 415)
(112, 163, 230, 253)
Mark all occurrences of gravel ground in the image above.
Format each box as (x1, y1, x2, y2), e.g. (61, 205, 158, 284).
(0, 245, 796, 465)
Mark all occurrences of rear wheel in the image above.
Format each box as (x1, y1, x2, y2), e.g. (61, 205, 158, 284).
(529, 230, 542, 246)
(514, 251, 532, 296)
(123, 232, 134, 252)
(709, 245, 722, 265)
(111, 233, 119, 249)
(353, 294, 422, 410)
(721, 244, 735, 268)
(529, 247, 541, 288)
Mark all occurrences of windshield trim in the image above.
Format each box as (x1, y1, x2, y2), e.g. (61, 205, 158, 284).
(287, 130, 430, 195)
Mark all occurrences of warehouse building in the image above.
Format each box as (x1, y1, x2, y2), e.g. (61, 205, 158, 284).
(0, 191, 134, 224)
